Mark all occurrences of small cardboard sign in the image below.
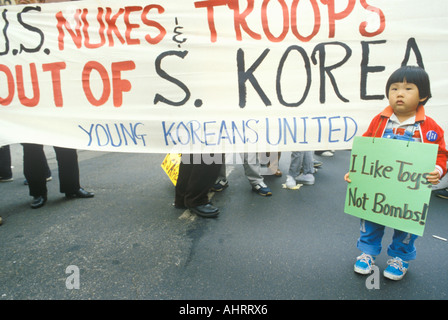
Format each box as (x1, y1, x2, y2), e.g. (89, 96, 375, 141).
(344, 136, 438, 236)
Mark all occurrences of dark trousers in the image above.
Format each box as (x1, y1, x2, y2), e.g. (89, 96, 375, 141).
(23, 144, 80, 197)
(0, 145, 12, 178)
(175, 154, 223, 208)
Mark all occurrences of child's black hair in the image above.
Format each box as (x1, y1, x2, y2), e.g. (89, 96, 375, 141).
(385, 65, 432, 105)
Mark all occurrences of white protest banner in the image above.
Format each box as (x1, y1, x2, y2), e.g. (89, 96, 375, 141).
(0, 0, 447, 154)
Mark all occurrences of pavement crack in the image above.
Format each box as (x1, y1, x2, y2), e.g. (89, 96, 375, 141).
(183, 219, 207, 268)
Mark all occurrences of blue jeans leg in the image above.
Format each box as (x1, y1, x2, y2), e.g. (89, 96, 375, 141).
(357, 220, 418, 261)
(357, 219, 385, 256)
(387, 230, 418, 261)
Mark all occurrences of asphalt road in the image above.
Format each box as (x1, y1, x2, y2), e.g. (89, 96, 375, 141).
(0, 144, 447, 302)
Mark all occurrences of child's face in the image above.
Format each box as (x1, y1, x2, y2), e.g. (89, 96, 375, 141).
(388, 81, 426, 120)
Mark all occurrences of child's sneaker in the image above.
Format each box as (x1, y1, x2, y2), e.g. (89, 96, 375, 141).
(354, 253, 375, 274)
(383, 257, 408, 280)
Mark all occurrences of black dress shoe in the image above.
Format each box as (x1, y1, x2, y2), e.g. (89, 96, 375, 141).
(188, 203, 219, 218)
(31, 196, 47, 209)
(65, 188, 94, 199)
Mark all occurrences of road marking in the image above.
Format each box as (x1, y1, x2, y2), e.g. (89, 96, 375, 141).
(432, 235, 447, 242)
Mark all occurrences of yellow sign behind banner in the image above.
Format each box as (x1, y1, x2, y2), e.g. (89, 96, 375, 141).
(161, 153, 181, 186)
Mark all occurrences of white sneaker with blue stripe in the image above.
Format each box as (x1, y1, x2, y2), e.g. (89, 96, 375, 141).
(354, 253, 375, 275)
(383, 257, 409, 280)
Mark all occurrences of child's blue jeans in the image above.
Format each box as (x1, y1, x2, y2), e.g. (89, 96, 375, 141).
(357, 219, 418, 261)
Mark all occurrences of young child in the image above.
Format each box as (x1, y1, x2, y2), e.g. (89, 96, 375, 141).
(344, 66, 448, 280)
